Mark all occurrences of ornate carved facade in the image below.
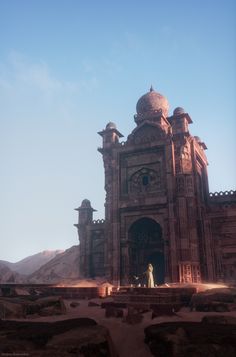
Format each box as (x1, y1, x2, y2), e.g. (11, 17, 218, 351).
(74, 88, 236, 285)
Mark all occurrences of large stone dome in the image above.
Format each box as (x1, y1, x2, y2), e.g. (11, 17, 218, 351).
(136, 87, 169, 118)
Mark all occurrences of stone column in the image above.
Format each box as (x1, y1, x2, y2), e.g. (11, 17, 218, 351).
(165, 140, 178, 282)
(203, 219, 215, 281)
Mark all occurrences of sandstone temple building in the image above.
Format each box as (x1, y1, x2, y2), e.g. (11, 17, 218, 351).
(74, 87, 236, 286)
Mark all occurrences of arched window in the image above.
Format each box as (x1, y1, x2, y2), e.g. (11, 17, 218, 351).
(129, 167, 161, 193)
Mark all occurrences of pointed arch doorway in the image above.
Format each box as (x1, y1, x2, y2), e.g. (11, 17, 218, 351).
(128, 217, 165, 285)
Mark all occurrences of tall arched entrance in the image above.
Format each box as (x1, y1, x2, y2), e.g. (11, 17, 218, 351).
(128, 217, 165, 284)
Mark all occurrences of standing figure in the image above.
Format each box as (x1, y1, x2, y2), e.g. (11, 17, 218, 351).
(145, 263, 154, 288)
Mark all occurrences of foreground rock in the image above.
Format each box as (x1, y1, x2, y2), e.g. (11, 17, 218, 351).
(190, 287, 236, 312)
(0, 318, 117, 356)
(123, 306, 143, 324)
(105, 306, 124, 318)
(145, 321, 236, 356)
(151, 304, 181, 318)
(201, 314, 236, 325)
(0, 296, 66, 318)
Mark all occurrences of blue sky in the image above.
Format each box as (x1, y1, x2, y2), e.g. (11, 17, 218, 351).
(0, 0, 235, 262)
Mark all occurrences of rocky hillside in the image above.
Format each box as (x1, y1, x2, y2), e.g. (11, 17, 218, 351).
(0, 250, 64, 275)
(28, 245, 80, 283)
(0, 262, 26, 283)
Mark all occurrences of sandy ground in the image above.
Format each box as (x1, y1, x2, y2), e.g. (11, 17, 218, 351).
(9, 297, 236, 357)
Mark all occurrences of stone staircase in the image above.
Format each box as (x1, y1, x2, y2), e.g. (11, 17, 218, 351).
(111, 286, 196, 307)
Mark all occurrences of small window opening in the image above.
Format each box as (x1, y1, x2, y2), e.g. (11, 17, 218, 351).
(142, 175, 149, 186)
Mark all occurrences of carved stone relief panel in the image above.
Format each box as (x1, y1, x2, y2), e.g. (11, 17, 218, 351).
(186, 176, 194, 196)
(120, 149, 165, 196)
(177, 176, 185, 195)
(180, 139, 191, 159)
(180, 139, 192, 173)
(179, 262, 201, 283)
(176, 175, 194, 197)
(90, 231, 105, 277)
(173, 143, 181, 174)
(123, 149, 163, 167)
(128, 124, 165, 145)
(129, 167, 161, 194)
(104, 153, 114, 195)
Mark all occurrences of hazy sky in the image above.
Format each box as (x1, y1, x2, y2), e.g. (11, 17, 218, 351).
(0, 0, 235, 262)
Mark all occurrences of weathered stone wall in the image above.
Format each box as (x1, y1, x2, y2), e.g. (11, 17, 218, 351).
(208, 191, 236, 283)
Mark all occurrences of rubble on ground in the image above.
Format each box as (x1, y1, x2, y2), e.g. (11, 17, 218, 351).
(0, 318, 117, 357)
(144, 321, 236, 356)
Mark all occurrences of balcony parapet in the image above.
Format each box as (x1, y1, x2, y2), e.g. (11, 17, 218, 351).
(209, 190, 236, 203)
(92, 219, 105, 225)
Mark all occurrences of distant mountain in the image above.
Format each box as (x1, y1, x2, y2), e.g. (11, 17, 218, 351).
(0, 250, 64, 275)
(29, 245, 80, 283)
(0, 262, 26, 283)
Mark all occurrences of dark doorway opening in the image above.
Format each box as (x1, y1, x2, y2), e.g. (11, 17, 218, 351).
(128, 217, 165, 285)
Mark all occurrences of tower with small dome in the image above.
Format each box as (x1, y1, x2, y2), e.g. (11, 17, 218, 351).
(75, 87, 236, 285)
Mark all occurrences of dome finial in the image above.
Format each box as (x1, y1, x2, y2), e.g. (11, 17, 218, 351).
(150, 85, 154, 92)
